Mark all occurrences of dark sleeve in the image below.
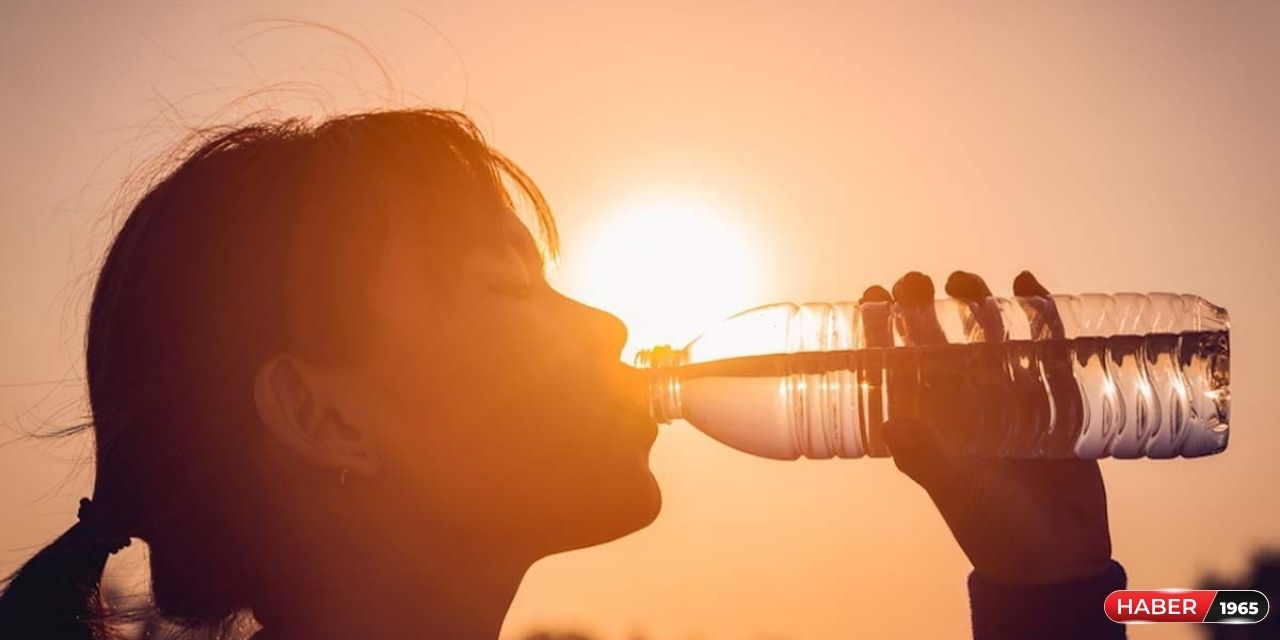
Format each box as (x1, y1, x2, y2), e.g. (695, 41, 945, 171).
(968, 560, 1127, 640)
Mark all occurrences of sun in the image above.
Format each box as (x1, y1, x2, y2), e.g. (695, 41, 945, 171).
(554, 193, 764, 362)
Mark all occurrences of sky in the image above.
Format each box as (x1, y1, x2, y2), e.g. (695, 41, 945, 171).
(2, 1, 1278, 638)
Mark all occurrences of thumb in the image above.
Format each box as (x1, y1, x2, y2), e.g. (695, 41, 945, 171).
(883, 417, 962, 490)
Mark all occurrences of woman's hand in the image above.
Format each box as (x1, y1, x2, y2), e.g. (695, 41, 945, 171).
(862, 270, 1113, 585)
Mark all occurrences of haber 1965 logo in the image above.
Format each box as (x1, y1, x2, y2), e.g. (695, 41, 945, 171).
(1105, 590, 1268, 624)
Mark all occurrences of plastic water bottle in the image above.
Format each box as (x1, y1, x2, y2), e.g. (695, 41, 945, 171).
(635, 293, 1230, 460)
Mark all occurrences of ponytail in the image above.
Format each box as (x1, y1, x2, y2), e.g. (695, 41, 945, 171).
(0, 498, 133, 640)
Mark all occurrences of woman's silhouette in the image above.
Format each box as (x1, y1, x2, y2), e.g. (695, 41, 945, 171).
(0, 109, 1125, 639)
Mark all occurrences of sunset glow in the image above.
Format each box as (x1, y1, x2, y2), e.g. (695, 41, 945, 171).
(3, 4, 1276, 639)
(557, 193, 763, 361)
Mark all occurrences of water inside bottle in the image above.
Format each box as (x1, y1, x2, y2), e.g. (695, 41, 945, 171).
(655, 329, 1229, 459)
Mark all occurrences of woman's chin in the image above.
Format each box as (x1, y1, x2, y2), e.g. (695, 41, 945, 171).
(548, 473, 662, 552)
(631, 470, 663, 528)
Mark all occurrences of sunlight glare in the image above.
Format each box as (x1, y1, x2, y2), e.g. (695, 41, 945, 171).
(555, 194, 763, 362)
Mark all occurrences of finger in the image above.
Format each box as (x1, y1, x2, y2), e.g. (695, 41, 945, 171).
(891, 272, 947, 346)
(1010, 271, 1080, 457)
(885, 273, 947, 448)
(940, 271, 1004, 455)
(1012, 270, 1064, 340)
(858, 284, 894, 349)
(944, 270, 993, 302)
(946, 270, 1004, 342)
(891, 271, 935, 303)
(857, 283, 896, 455)
(859, 285, 892, 304)
(1012, 270, 1050, 297)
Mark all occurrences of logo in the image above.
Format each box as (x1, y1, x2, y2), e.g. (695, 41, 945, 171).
(1104, 590, 1269, 624)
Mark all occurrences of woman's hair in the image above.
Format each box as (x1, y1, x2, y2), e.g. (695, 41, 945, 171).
(0, 109, 557, 639)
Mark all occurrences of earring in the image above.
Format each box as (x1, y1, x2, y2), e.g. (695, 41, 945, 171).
(339, 468, 349, 487)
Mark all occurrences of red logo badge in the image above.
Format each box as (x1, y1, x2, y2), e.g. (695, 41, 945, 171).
(1105, 590, 1269, 624)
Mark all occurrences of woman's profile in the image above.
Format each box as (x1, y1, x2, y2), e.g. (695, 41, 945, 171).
(0, 109, 1125, 639)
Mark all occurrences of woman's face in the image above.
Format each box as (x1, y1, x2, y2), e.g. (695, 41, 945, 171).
(342, 207, 660, 553)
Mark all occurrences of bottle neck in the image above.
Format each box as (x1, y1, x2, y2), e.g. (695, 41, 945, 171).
(634, 345, 687, 424)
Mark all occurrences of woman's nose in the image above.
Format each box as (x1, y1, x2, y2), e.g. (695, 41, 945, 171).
(564, 296, 628, 358)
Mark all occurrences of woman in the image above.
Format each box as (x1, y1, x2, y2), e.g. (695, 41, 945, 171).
(0, 109, 1125, 639)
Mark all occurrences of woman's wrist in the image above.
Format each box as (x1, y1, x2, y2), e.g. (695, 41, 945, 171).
(973, 555, 1116, 586)
(968, 560, 1127, 640)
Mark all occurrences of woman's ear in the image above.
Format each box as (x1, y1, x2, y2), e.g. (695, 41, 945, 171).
(253, 354, 380, 477)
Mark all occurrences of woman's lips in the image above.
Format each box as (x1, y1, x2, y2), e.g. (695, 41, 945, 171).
(604, 364, 658, 444)
(605, 397, 659, 447)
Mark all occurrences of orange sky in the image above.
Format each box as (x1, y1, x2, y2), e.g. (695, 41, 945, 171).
(3, 2, 1278, 639)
